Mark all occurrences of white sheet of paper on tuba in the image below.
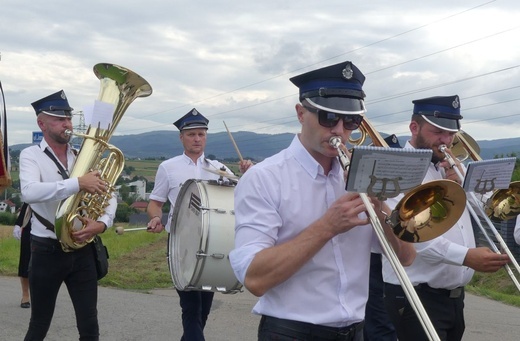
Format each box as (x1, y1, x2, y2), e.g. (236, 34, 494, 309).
(83, 100, 115, 129)
(345, 146, 432, 199)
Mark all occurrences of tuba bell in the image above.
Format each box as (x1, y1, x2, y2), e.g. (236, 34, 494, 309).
(55, 63, 152, 252)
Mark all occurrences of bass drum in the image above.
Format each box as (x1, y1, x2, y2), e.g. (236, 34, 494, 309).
(168, 179, 242, 293)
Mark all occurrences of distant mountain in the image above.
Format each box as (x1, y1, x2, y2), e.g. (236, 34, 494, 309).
(10, 130, 520, 161)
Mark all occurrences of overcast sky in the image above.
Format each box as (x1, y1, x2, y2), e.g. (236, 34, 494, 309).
(1, 0, 519, 149)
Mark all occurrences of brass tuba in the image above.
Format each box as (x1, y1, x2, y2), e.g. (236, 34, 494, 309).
(55, 63, 152, 252)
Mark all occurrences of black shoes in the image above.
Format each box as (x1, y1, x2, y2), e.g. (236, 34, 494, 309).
(20, 301, 30, 309)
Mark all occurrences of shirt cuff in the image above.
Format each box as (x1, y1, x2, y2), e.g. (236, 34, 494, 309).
(445, 243, 469, 266)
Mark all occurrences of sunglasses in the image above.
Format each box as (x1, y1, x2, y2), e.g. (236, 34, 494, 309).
(303, 105, 363, 130)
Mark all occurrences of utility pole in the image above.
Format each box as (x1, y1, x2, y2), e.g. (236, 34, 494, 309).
(71, 110, 86, 148)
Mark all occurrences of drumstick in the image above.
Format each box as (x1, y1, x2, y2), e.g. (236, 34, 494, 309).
(223, 121, 244, 162)
(115, 226, 150, 235)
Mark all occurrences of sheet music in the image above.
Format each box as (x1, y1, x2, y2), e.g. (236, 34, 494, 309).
(345, 146, 432, 198)
(83, 100, 114, 129)
(462, 157, 516, 193)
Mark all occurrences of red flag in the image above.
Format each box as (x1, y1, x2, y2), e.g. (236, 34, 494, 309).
(0, 81, 12, 191)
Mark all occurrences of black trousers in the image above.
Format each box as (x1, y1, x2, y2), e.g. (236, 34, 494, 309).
(24, 236, 99, 341)
(384, 283, 465, 341)
(177, 289, 214, 341)
(18, 224, 32, 278)
(363, 253, 397, 341)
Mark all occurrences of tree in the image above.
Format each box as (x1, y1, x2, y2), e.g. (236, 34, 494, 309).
(115, 202, 135, 223)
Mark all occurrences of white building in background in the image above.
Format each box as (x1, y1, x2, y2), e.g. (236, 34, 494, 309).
(115, 179, 147, 201)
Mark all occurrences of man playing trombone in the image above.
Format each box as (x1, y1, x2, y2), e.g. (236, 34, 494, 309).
(230, 61, 416, 341)
(382, 95, 510, 341)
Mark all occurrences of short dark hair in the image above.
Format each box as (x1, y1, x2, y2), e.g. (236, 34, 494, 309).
(411, 114, 427, 126)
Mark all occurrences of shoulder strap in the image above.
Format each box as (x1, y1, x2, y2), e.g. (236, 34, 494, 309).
(31, 145, 69, 232)
(32, 209, 55, 232)
(43, 148, 69, 180)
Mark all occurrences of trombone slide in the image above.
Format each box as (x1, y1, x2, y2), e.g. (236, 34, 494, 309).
(330, 137, 440, 341)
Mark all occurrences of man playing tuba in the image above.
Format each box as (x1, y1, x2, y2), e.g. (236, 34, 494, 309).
(19, 90, 117, 341)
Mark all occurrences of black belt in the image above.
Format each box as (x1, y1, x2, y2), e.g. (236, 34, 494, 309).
(416, 283, 464, 299)
(31, 235, 62, 248)
(261, 315, 363, 341)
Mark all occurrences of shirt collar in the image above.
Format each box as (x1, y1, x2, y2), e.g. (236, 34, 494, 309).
(39, 137, 73, 155)
(181, 152, 206, 165)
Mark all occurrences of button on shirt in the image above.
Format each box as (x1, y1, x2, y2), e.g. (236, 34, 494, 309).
(230, 135, 379, 328)
(19, 138, 115, 239)
(148, 153, 232, 233)
(382, 141, 475, 290)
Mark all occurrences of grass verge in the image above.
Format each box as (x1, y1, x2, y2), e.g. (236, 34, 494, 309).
(1, 224, 519, 305)
(0, 224, 172, 292)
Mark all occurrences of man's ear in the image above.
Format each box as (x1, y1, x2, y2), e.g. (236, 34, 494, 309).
(296, 103, 304, 124)
(409, 120, 419, 135)
(36, 117, 45, 130)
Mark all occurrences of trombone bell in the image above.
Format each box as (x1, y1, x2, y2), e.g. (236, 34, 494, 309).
(451, 130, 480, 162)
(389, 180, 467, 243)
(485, 181, 520, 222)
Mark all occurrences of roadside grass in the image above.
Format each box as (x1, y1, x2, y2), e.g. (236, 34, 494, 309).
(466, 270, 520, 307)
(2, 224, 519, 306)
(0, 224, 172, 292)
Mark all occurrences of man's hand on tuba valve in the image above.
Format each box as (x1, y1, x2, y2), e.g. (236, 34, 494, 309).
(72, 217, 106, 243)
(78, 170, 107, 194)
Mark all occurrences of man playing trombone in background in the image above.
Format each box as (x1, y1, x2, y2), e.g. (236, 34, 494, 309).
(382, 95, 510, 341)
(230, 61, 416, 341)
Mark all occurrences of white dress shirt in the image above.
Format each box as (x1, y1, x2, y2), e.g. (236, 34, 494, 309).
(382, 141, 475, 290)
(230, 135, 380, 327)
(148, 152, 231, 233)
(514, 216, 520, 245)
(19, 138, 116, 239)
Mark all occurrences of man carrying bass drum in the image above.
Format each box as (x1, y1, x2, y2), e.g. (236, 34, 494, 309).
(146, 108, 252, 341)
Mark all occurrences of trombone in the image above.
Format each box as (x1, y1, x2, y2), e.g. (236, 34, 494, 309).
(440, 131, 520, 292)
(452, 131, 520, 221)
(333, 119, 466, 341)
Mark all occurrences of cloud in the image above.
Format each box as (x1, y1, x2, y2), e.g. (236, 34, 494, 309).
(1, 0, 520, 146)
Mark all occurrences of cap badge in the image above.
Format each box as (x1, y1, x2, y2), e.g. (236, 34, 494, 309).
(452, 97, 460, 109)
(60, 92, 67, 100)
(192, 109, 199, 116)
(342, 64, 353, 80)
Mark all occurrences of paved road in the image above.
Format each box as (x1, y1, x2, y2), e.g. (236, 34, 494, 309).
(1, 275, 519, 340)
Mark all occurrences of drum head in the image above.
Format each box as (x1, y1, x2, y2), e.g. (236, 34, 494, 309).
(170, 180, 205, 290)
(169, 179, 242, 293)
